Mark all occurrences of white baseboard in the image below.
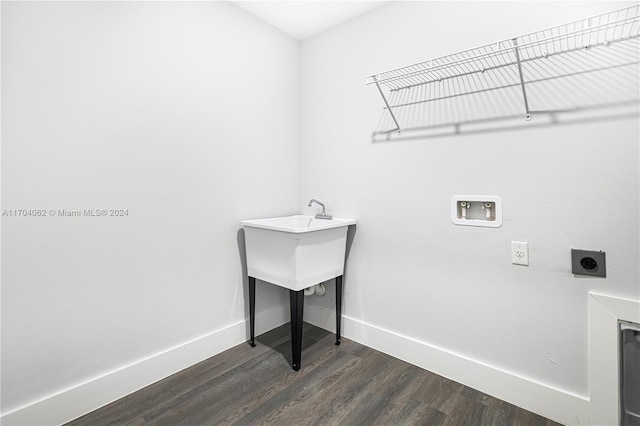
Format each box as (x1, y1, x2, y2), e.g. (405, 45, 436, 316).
(2, 302, 589, 426)
(304, 302, 337, 333)
(304, 304, 589, 425)
(1, 307, 288, 426)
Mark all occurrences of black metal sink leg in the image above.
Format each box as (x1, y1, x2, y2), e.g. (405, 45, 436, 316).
(249, 276, 256, 347)
(335, 275, 343, 345)
(290, 289, 304, 371)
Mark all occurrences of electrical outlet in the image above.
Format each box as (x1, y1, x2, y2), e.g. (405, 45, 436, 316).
(511, 241, 529, 266)
(571, 249, 606, 277)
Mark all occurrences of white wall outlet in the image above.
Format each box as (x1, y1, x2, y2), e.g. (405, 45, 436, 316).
(511, 241, 529, 266)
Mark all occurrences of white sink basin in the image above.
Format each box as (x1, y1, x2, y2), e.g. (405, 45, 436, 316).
(241, 215, 355, 291)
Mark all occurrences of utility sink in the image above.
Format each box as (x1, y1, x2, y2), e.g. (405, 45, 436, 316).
(241, 213, 356, 370)
(241, 215, 355, 291)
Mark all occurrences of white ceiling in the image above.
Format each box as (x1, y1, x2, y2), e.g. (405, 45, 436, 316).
(232, 1, 392, 40)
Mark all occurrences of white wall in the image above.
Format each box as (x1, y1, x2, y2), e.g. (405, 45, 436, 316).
(1, 1, 298, 422)
(3, 1, 639, 424)
(299, 1, 639, 423)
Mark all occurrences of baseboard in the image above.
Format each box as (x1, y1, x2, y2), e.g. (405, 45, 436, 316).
(3, 303, 589, 425)
(304, 302, 337, 333)
(304, 304, 589, 425)
(1, 307, 288, 426)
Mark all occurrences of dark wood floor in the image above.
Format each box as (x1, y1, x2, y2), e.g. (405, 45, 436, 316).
(67, 323, 561, 426)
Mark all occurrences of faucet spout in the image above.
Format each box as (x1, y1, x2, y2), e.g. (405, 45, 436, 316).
(308, 199, 324, 208)
(307, 199, 332, 220)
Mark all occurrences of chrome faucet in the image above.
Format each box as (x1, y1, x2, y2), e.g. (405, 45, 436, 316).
(308, 199, 332, 220)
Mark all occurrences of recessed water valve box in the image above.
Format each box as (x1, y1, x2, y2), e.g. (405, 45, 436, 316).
(451, 195, 502, 228)
(571, 249, 606, 277)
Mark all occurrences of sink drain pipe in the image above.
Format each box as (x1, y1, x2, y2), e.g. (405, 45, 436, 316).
(304, 283, 326, 297)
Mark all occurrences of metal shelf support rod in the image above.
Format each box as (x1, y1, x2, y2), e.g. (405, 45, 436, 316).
(512, 38, 532, 120)
(374, 79, 401, 132)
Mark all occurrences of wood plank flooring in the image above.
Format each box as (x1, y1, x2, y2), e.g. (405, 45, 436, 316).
(67, 323, 561, 426)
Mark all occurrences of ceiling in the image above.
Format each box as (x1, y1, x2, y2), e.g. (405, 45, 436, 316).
(232, 1, 392, 40)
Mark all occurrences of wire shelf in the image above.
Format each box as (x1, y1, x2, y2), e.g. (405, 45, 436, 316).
(367, 6, 640, 140)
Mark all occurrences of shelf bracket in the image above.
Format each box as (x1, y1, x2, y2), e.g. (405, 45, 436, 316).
(373, 76, 401, 133)
(512, 38, 532, 121)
